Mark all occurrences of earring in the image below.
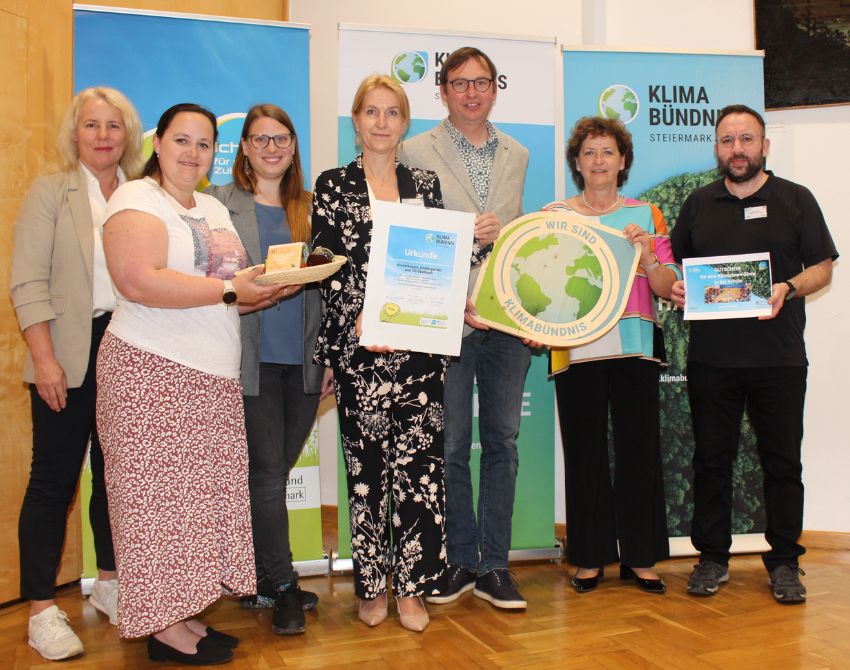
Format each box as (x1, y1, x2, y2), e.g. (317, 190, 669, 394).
(244, 162, 252, 175)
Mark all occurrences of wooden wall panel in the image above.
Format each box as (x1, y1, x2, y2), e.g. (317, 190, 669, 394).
(0, 0, 288, 606)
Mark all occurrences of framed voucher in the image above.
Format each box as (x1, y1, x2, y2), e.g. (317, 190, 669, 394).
(360, 201, 475, 356)
(683, 252, 773, 320)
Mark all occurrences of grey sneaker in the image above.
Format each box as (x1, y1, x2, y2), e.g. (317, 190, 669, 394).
(28, 605, 84, 661)
(687, 561, 729, 596)
(769, 565, 806, 604)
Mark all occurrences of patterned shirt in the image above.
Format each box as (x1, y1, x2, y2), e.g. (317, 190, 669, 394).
(443, 118, 499, 211)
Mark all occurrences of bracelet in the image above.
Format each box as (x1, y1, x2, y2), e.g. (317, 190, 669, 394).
(641, 254, 660, 271)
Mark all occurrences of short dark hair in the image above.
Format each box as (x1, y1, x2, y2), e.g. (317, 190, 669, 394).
(142, 103, 218, 180)
(715, 104, 766, 134)
(439, 47, 497, 87)
(565, 116, 634, 190)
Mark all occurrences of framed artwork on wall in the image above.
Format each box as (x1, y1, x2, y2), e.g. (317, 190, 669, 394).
(755, 0, 850, 109)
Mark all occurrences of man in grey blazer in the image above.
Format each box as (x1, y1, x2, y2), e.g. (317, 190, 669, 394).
(398, 46, 531, 610)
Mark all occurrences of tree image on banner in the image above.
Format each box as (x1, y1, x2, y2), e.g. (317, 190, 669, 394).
(638, 169, 766, 536)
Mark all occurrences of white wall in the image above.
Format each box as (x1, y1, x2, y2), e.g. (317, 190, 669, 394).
(293, 0, 850, 533)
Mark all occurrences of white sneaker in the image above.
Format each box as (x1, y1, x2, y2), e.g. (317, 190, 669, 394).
(28, 605, 84, 660)
(89, 578, 119, 625)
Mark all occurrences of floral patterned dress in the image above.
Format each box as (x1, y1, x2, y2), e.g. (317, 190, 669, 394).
(312, 156, 448, 599)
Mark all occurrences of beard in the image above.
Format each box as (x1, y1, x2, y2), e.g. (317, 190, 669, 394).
(717, 152, 765, 183)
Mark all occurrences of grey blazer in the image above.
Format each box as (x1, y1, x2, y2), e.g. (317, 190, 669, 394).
(10, 168, 98, 387)
(398, 121, 529, 334)
(206, 183, 323, 396)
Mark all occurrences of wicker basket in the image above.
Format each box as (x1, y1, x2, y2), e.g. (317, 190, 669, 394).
(255, 255, 347, 286)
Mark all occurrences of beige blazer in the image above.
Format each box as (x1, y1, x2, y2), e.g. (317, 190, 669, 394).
(398, 121, 529, 335)
(10, 168, 97, 387)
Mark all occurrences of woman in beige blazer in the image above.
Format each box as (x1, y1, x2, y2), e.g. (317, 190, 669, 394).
(9, 87, 143, 662)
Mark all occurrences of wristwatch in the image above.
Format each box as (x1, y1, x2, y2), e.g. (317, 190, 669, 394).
(222, 279, 238, 306)
(783, 280, 797, 301)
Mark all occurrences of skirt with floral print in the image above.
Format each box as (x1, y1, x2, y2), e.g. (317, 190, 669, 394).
(96, 332, 255, 638)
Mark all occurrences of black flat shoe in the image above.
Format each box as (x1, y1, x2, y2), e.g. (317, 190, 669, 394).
(204, 626, 239, 649)
(148, 635, 233, 665)
(619, 565, 666, 594)
(570, 567, 604, 593)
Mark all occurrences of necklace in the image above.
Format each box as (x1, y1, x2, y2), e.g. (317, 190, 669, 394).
(363, 159, 395, 189)
(581, 191, 623, 214)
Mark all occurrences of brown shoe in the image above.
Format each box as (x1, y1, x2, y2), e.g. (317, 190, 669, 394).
(358, 593, 388, 627)
(396, 596, 429, 632)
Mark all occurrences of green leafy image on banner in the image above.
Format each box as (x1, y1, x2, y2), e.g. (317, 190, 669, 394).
(472, 212, 640, 348)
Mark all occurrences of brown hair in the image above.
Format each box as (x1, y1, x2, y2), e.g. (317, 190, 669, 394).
(233, 104, 311, 244)
(438, 47, 498, 87)
(142, 103, 218, 183)
(566, 116, 634, 190)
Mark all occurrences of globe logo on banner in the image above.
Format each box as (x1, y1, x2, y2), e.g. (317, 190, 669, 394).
(598, 84, 639, 123)
(391, 51, 428, 84)
(471, 212, 639, 347)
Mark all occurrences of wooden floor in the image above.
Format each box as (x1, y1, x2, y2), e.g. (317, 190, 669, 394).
(2, 531, 849, 669)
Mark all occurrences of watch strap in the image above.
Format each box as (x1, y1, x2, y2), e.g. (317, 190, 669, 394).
(784, 280, 797, 301)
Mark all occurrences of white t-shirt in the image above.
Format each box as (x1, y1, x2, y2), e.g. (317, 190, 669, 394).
(103, 177, 248, 379)
(80, 162, 124, 316)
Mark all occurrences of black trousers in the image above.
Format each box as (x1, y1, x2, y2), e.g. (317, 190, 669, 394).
(243, 363, 320, 586)
(556, 357, 669, 568)
(334, 347, 447, 600)
(19, 314, 114, 600)
(687, 361, 807, 572)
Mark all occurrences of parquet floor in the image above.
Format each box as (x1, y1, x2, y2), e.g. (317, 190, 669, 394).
(2, 530, 849, 669)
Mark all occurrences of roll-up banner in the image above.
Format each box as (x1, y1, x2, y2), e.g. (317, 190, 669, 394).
(73, 5, 325, 581)
(562, 47, 768, 555)
(334, 25, 558, 566)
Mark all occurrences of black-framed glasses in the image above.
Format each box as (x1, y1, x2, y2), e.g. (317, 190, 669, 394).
(447, 77, 493, 93)
(716, 133, 762, 148)
(248, 133, 294, 149)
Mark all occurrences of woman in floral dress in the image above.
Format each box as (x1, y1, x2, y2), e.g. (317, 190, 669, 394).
(312, 75, 448, 632)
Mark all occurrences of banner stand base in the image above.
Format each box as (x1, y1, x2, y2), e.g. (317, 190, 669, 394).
(81, 559, 332, 599)
(330, 545, 563, 575)
(294, 557, 330, 577)
(80, 577, 94, 597)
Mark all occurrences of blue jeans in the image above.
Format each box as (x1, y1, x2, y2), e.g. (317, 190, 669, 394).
(443, 329, 531, 575)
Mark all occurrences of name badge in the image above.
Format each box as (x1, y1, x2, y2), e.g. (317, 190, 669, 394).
(744, 205, 767, 220)
(401, 197, 425, 207)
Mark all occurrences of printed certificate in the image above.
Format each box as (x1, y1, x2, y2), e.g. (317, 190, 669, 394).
(683, 252, 773, 320)
(360, 201, 474, 355)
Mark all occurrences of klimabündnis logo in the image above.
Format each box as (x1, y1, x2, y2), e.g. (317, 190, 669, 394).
(598, 84, 639, 124)
(390, 51, 428, 84)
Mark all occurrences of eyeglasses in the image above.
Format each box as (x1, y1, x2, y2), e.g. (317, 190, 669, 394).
(248, 133, 294, 149)
(447, 77, 493, 93)
(716, 134, 762, 148)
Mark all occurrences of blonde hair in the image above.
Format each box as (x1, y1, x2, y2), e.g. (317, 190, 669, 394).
(350, 74, 410, 134)
(56, 87, 144, 178)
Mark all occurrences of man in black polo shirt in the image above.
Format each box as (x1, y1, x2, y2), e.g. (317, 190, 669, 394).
(670, 104, 837, 604)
